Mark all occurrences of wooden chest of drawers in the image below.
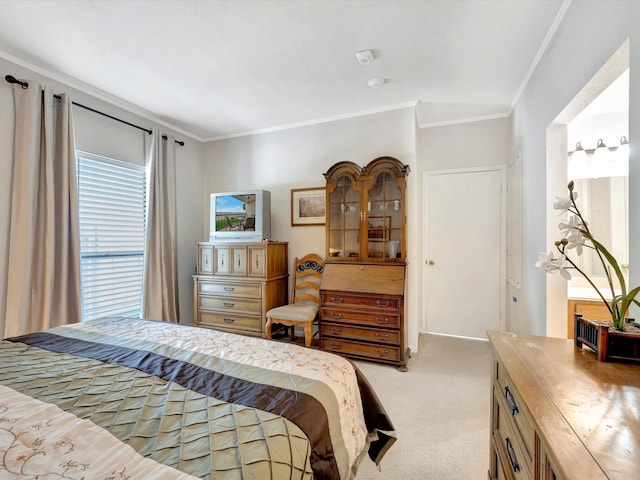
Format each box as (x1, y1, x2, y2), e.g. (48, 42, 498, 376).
(193, 242, 288, 337)
(488, 331, 640, 480)
(319, 262, 408, 370)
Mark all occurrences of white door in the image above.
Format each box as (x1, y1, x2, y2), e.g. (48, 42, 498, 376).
(423, 168, 504, 339)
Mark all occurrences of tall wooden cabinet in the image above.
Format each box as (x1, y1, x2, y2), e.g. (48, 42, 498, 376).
(320, 157, 410, 370)
(193, 241, 288, 337)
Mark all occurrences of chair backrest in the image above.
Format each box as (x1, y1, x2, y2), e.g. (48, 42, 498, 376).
(244, 217, 256, 230)
(291, 253, 325, 307)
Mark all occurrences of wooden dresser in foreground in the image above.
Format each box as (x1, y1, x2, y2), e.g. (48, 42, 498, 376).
(319, 262, 408, 371)
(193, 241, 288, 337)
(488, 331, 640, 480)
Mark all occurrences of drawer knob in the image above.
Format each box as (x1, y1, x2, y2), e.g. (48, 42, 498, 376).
(224, 302, 235, 307)
(331, 327, 343, 334)
(375, 348, 390, 357)
(224, 287, 235, 292)
(331, 341, 343, 349)
(375, 332, 389, 339)
(330, 312, 343, 319)
(375, 317, 389, 325)
(331, 296, 344, 303)
(223, 318, 235, 324)
(505, 437, 520, 473)
(376, 300, 390, 307)
(505, 386, 519, 415)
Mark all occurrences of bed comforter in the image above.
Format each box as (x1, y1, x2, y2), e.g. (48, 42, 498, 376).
(0, 317, 395, 479)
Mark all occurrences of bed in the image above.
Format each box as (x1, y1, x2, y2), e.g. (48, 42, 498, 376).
(0, 317, 395, 479)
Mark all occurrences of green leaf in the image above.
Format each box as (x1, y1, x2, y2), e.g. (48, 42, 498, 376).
(590, 237, 627, 294)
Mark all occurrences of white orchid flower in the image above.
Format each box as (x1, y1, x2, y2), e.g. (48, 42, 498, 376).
(553, 196, 572, 213)
(535, 251, 572, 280)
(553, 191, 578, 214)
(559, 215, 584, 237)
(566, 231, 584, 255)
(535, 251, 555, 269)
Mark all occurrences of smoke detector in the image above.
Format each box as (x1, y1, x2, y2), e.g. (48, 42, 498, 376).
(355, 49, 375, 65)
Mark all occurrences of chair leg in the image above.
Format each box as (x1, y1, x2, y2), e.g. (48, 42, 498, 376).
(265, 317, 273, 339)
(304, 323, 313, 347)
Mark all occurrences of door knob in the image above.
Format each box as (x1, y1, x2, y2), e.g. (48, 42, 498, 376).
(427, 260, 435, 265)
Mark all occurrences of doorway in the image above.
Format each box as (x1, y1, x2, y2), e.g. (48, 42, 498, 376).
(422, 167, 505, 339)
(546, 40, 629, 338)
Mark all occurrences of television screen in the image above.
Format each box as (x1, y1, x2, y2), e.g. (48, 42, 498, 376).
(215, 194, 256, 232)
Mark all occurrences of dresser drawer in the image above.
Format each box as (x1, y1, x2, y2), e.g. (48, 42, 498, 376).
(321, 292, 400, 311)
(495, 362, 535, 462)
(198, 296, 261, 314)
(321, 322, 400, 345)
(493, 386, 532, 479)
(321, 338, 400, 362)
(198, 281, 261, 298)
(321, 307, 400, 329)
(197, 311, 262, 332)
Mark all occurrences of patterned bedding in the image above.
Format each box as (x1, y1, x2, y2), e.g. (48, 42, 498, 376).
(0, 317, 395, 479)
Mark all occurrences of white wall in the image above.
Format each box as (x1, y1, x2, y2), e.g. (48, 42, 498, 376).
(417, 117, 511, 172)
(0, 56, 204, 332)
(509, 0, 640, 335)
(202, 108, 422, 351)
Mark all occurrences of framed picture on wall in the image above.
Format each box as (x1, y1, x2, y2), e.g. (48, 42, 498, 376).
(291, 187, 326, 226)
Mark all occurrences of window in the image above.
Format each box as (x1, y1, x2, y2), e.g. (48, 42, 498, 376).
(76, 152, 146, 321)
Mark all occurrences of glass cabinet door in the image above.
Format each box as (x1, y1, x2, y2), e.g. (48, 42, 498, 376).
(365, 171, 403, 261)
(328, 175, 360, 260)
(325, 157, 409, 263)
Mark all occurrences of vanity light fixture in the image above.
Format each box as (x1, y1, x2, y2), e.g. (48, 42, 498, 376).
(568, 136, 629, 155)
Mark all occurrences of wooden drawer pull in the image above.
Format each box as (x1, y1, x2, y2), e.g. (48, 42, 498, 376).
(331, 296, 344, 303)
(223, 302, 235, 307)
(376, 300, 390, 307)
(505, 386, 519, 415)
(375, 317, 389, 324)
(224, 287, 235, 292)
(223, 318, 235, 324)
(505, 437, 520, 472)
(330, 312, 343, 319)
(331, 327, 343, 334)
(375, 332, 389, 339)
(375, 348, 390, 357)
(330, 341, 343, 349)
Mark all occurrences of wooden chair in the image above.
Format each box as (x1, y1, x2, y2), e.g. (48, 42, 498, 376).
(265, 253, 325, 347)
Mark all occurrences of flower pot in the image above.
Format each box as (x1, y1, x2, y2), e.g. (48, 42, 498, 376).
(574, 313, 640, 363)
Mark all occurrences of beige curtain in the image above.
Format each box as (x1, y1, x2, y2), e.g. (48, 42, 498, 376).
(141, 130, 179, 322)
(4, 82, 82, 337)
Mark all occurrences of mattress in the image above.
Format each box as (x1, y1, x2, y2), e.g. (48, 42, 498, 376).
(0, 317, 395, 479)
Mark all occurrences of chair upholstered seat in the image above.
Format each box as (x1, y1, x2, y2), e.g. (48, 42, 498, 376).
(265, 253, 325, 347)
(266, 303, 318, 322)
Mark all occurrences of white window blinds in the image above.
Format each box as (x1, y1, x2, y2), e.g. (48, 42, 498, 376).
(76, 152, 146, 321)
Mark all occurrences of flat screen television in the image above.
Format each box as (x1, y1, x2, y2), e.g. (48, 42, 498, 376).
(209, 190, 271, 242)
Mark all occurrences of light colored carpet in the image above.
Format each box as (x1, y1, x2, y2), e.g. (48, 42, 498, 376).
(353, 334, 492, 480)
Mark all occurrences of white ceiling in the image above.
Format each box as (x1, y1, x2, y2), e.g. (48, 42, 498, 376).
(0, 0, 566, 141)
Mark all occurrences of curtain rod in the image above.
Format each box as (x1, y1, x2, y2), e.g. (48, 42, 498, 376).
(5, 75, 185, 146)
